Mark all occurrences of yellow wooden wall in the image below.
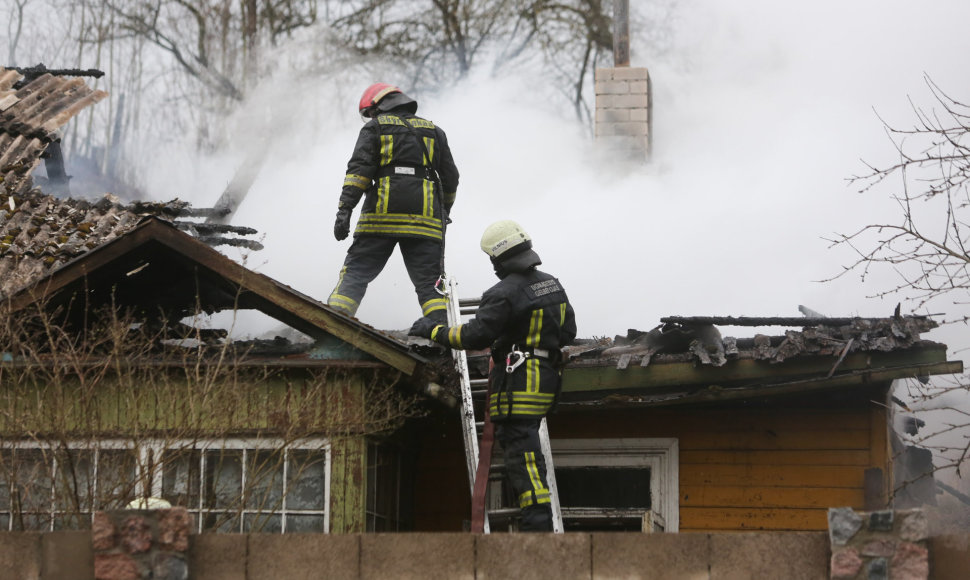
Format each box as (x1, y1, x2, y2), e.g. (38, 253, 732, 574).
(411, 386, 892, 532)
(549, 386, 891, 532)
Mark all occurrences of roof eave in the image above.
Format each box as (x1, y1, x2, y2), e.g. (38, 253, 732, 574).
(4, 217, 425, 376)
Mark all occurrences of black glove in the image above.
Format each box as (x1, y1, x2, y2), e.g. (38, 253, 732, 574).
(333, 208, 352, 241)
(409, 316, 440, 339)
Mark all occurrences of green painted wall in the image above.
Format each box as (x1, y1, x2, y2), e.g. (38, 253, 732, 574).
(0, 364, 401, 534)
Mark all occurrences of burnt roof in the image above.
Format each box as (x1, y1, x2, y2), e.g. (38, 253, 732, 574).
(0, 67, 262, 298)
(3, 216, 426, 375)
(0, 67, 107, 196)
(0, 189, 261, 298)
(461, 315, 962, 409)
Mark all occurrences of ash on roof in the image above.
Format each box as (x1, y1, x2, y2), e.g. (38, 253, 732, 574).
(566, 314, 939, 368)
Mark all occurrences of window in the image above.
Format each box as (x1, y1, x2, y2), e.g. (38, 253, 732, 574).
(366, 442, 404, 532)
(0, 438, 330, 534)
(488, 438, 679, 532)
(0, 445, 137, 531)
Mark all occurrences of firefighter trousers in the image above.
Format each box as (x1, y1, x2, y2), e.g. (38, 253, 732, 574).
(495, 419, 553, 532)
(327, 235, 448, 321)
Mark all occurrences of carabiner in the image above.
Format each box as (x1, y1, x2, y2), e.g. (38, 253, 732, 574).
(434, 274, 448, 296)
(506, 350, 528, 374)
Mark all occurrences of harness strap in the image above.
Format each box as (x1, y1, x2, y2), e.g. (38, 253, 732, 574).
(388, 114, 447, 278)
(507, 345, 562, 365)
(376, 164, 436, 180)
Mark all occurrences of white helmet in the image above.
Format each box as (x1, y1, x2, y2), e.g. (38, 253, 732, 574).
(480, 220, 531, 259)
(480, 220, 541, 272)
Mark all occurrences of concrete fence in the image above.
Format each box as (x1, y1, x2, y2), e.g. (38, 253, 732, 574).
(1, 529, 968, 579)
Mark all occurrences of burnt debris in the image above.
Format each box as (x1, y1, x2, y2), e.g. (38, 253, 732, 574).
(567, 313, 939, 368)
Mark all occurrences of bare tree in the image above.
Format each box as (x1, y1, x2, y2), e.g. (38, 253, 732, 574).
(327, 0, 619, 120)
(828, 77, 970, 321)
(0, 297, 421, 532)
(5, 0, 30, 65)
(826, 76, 970, 513)
(329, 0, 517, 88)
(512, 0, 614, 124)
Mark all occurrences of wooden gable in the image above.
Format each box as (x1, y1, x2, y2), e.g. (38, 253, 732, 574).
(3, 216, 426, 375)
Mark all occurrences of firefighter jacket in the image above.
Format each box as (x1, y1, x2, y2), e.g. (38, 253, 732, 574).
(339, 111, 459, 241)
(430, 269, 577, 420)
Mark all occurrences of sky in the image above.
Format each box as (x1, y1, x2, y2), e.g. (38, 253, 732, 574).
(153, 0, 970, 358)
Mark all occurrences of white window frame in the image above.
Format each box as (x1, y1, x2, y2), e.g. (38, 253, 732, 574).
(165, 437, 331, 534)
(550, 437, 679, 532)
(0, 438, 331, 534)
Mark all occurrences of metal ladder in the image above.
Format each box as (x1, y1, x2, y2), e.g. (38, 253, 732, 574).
(444, 276, 563, 533)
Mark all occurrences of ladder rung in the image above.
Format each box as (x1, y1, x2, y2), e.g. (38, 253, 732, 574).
(475, 421, 484, 430)
(458, 297, 482, 308)
(486, 507, 520, 518)
(470, 378, 489, 387)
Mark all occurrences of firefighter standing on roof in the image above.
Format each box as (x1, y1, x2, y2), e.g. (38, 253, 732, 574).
(409, 220, 577, 532)
(328, 83, 460, 323)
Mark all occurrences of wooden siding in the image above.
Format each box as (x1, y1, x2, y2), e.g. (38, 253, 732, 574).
(549, 386, 891, 532)
(330, 435, 367, 533)
(0, 367, 395, 435)
(0, 366, 397, 534)
(408, 390, 892, 533)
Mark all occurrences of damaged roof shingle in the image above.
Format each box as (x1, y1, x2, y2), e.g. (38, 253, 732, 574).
(0, 68, 107, 196)
(569, 315, 940, 369)
(0, 67, 264, 298)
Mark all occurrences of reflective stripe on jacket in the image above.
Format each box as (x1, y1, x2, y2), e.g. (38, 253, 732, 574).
(430, 269, 577, 420)
(339, 112, 459, 241)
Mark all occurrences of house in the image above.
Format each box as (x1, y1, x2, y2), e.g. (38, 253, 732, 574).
(2, 66, 963, 540)
(0, 215, 442, 534)
(408, 315, 962, 533)
(1, 211, 962, 537)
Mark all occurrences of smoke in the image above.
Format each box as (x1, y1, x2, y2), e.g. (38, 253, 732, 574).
(193, 2, 968, 336)
(129, 2, 970, 369)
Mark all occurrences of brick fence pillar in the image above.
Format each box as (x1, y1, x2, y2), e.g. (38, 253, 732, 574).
(92, 508, 193, 580)
(594, 67, 651, 161)
(828, 507, 929, 580)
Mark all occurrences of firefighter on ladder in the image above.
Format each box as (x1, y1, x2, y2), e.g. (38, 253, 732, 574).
(409, 220, 577, 531)
(328, 83, 460, 324)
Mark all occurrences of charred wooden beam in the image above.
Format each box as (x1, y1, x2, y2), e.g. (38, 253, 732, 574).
(938, 481, 970, 508)
(561, 346, 954, 394)
(8, 64, 104, 87)
(175, 222, 258, 236)
(194, 235, 264, 250)
(659, 315, 931, 327)
(206, 150, 267, 225)
(177, 206, 231, 219)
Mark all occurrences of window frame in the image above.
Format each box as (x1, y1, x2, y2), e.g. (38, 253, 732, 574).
(550, 437, 679, 532)
(0, 437, 331, 534)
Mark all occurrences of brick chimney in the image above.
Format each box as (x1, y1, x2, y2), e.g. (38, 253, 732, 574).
(595, 0, 651, 161)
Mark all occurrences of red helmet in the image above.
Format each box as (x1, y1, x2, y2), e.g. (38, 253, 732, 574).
(358, 83, 401, 118)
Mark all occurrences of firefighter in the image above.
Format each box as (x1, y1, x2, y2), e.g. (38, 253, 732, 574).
(409, 220, 577, 531)
(328, 83, 460, 323)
